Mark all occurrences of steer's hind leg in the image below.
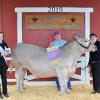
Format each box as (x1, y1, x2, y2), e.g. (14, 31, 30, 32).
(15, 68, 23, 93)
(21, 68, 27, 90)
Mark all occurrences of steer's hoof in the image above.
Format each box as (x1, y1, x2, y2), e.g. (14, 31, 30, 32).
(66, 91, 70, 94)
(65, 89, 70, 94)
(17, 89, 23, 93)
(60, 91, 66, 96)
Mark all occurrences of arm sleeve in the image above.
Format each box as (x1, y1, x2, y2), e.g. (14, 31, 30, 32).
(2, 40, 8, 48)
(88, 52, 92, 65)
(96, 42, 100, 52)
(88, 56, 92, 65)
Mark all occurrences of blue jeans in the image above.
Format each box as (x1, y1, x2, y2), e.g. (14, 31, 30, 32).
(56, 78, 71, 88)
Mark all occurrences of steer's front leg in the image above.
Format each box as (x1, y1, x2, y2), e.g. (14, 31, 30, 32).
(56, 67, 68, 95)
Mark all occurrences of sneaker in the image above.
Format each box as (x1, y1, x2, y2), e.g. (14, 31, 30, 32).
(3, 93, 9, 97)
(68, 87, 73, 90)
(57, 87, 61, 91)
(0, 94, 3, 99)
(90, 91, 95, 94)
(90, 91, 98, 94)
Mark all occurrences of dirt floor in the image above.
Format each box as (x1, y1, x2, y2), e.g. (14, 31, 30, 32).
(2, 84, 100, 100)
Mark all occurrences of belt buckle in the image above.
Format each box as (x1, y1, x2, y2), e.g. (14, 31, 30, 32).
(92, 61, 95, 63)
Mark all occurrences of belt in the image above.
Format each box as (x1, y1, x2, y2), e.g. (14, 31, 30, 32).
(92, 61, 100, 63)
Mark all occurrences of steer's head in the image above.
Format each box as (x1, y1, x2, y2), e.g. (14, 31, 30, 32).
(73, 34, 97, 52)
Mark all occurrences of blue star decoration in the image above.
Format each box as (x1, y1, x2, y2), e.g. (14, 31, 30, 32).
(70, 17, 77, 23)
(32, 17, 38, 22)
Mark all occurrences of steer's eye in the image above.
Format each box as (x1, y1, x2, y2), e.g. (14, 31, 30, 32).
(84, 41, 88, 42)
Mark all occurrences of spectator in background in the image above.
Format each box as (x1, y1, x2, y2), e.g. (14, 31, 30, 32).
(49, 31, 72, 91)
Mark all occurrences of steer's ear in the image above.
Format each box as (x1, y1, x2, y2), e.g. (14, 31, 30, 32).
(72, 34, 84, 40)
(72, 34, 78, 40)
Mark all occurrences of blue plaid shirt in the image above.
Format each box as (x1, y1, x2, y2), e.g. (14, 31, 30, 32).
(52, 40, 67, 47)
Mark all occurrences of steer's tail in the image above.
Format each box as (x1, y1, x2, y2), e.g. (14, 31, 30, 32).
(10, 60, 14, 68)
(9, 50, 15, 73)
(9, 60, 14, 74)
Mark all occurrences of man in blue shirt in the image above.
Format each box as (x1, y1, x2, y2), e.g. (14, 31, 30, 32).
(49, 31, 72, 91)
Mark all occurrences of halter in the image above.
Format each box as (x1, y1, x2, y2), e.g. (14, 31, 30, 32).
(75, 39, 92, 49)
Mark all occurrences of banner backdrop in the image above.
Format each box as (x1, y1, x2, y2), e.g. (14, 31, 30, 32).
(25, 15, 83, 30)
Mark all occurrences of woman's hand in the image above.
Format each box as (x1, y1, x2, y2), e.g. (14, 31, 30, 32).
(1, 52, 6, 56)
(6, 53, 11, 57)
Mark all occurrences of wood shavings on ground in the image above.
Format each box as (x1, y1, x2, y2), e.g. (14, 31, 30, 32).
(3, 84, 100, 100)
